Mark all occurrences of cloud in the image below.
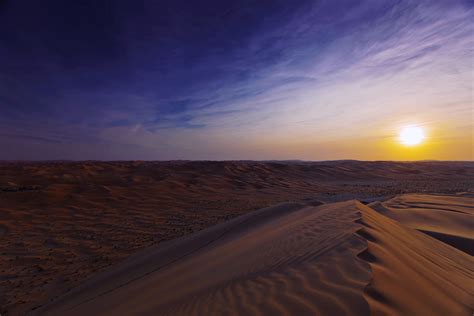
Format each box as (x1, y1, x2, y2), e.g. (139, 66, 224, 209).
(188, 1, 472, 132)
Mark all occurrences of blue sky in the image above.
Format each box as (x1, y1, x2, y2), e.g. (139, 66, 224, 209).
(0, 0, 472, 160)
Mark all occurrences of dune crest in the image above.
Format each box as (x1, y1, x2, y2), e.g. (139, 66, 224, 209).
(35, 201, 371, 315)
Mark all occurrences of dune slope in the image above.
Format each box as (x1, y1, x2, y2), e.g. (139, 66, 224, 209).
(36, 201, 371, 316)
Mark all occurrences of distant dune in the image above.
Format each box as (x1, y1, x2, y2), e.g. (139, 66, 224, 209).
(35, 194, 473, 315)
(0, 161, 473, 315)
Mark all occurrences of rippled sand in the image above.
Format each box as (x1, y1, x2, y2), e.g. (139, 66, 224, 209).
(37, 194, 473, 316)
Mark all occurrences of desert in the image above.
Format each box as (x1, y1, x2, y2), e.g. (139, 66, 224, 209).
(1, 0, 474, 315)
(0, 160, 473, 315)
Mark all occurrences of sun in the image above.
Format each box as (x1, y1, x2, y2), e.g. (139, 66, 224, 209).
(399, 126, 425, 146)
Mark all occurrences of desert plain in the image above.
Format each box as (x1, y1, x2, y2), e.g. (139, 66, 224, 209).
(0, 160, 473, 315)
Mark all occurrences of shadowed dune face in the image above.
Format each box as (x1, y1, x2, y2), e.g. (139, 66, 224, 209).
(372, 194, 474, 254)
(356, 201, 473, 315)
(0, 161, 473, 314)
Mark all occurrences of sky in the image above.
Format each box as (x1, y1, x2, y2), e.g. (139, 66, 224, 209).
(0, 0, 473, 160)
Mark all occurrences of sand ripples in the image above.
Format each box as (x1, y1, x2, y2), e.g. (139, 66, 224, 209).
(33, 194, 474, 316)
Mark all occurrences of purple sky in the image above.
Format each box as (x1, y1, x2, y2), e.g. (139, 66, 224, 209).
(1, 0, 473, 160)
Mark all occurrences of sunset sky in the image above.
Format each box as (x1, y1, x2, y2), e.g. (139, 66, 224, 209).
(0, 0, 472, 160)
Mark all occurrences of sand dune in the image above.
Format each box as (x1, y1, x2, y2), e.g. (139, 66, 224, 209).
(35, 194, 474, 316)
(35, 201, 371, 316)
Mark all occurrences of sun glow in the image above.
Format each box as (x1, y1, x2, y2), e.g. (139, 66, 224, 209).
(399, 126, 425, 146)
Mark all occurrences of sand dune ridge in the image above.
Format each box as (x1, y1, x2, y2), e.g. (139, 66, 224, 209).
(33, 194, 474, 316)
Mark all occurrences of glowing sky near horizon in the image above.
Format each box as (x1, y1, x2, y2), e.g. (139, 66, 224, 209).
(0, 0, 473, 160)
